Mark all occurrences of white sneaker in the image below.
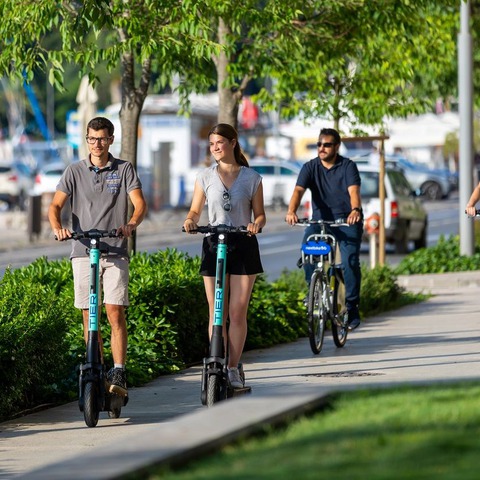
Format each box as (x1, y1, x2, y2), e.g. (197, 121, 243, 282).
(228, 367, 244, 389)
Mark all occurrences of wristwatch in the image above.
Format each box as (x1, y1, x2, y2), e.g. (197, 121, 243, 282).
(351, 207, 362, 213)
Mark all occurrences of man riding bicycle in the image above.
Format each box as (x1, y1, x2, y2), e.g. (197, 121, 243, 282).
(285, 127, 363, 330)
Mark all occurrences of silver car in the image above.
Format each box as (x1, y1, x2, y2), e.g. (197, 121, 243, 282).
(358, 164, 428, 254)
(248, 159, 312, 212)
(0, 161, 35, 211)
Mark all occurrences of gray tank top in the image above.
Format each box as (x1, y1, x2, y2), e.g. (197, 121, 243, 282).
(197, 164, 262, 226)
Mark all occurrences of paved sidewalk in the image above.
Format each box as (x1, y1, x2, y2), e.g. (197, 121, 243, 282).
(1, 272, 480, 479)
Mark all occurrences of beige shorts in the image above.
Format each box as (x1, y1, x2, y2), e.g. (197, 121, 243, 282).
(72, 256, 130, 309)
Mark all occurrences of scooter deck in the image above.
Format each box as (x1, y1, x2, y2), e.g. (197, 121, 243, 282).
(228, 385, 252, 397)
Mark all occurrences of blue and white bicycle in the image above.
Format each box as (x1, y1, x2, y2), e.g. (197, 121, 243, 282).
(296, 219, 350, 354)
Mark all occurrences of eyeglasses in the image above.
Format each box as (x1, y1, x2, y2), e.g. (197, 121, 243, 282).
(85, 136, 112, 145)
(223, 191, 231, 212)
(317, 142, 336, 148)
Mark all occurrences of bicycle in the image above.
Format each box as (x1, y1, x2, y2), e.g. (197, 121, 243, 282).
(59, 228, 128, 427)
(295, 219, 350, 354)
(183, 224, 253, 407)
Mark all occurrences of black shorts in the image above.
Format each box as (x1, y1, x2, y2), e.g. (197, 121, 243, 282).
(200, 233, 264, 276)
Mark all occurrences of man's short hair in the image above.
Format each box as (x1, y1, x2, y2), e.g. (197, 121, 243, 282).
(319, 128, 341, 145)
(87, 117, 114, 136)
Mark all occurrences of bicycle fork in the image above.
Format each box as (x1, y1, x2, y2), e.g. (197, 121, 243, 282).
(328, 266, 348, 328)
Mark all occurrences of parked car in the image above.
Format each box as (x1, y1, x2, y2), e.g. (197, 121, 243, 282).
(0, 161, 35, 211)
(353, 154, 452, 200)
(358, 164, 428, 253)
(248, 159, 311, 212)
(32, 161, 67, 196)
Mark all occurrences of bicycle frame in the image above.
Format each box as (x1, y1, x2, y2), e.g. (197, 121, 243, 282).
(296, 219, 349, 353)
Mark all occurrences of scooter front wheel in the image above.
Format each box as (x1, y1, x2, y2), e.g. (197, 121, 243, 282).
(83, 381, 100, 427)
(206, 374, 220, 408)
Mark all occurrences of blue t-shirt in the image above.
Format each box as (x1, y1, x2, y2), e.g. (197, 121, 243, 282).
(296, 155, 361, 221)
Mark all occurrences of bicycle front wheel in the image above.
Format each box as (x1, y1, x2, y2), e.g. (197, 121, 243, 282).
(308, 271, 326, 354)
(206, 373, 220, 408)
(83, 381, 99, 427)
(331, 272, 348, 348)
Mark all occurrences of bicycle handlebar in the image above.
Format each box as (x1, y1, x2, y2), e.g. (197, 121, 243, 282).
(465, 209, 480, 216)
(182, 225, 262, 234)
(291, 218, 350, 227)
(56, 229, 121, 241)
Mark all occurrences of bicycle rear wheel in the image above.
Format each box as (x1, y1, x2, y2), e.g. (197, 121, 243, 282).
(331, 271, 348, 348)
(83, 381, 99, 427)
(308, 271, 326, 354)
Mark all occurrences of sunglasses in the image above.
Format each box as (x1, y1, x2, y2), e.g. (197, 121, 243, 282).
(223, 191, 231, 211)
(317, 142, 336, 148)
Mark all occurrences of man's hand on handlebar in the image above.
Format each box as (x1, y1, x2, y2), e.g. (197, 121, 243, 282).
(465, 207, 478, 218)
(117, 223, 136, 238)
(53, 228, 72, 241)
(285, 211, 298, 226)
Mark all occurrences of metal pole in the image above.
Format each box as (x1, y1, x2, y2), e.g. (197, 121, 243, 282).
(378, 138, 386, 265)
(458, 0, 474, 255)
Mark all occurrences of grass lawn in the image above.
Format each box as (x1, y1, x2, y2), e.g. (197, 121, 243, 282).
(139, 382, 480, 480)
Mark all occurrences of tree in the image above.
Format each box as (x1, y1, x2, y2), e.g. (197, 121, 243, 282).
(254, 1, 459, 133)
(0, 0, 462, 164)
(0, 0, 218, 166)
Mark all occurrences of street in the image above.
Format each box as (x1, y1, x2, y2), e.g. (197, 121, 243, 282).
(0, 193, 461, 280)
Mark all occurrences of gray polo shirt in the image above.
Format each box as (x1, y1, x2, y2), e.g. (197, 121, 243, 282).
(57, 155, 142, 258)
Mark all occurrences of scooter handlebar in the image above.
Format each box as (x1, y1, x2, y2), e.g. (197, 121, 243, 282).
(182, 225, 262, 234)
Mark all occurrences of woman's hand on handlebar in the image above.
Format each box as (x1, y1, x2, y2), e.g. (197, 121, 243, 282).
(285, 211, 298, 226)
(247, 222, 262, 235)
(183, 218, 198, 233)
(53, 228, 72, 241)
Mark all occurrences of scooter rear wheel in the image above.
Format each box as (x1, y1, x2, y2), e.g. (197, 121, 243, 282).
(84, 381, 99, 427)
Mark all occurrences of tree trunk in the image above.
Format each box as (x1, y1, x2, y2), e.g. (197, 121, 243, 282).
(216, 18, 243, 129)
(118, 49, 151, 253)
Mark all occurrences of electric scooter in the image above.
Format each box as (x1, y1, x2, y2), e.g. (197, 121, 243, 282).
(61, 229, 128, 427)
(183, 224, 253, 407)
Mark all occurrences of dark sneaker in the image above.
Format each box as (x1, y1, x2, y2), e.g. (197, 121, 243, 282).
(108, 368, 128, 397)
(347, 307, 361, 331)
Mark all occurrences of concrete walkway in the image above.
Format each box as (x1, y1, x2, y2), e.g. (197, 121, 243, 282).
(1, 271, 480, 479)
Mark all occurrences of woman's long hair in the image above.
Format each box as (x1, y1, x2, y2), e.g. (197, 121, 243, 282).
(208, 123, 249, 167)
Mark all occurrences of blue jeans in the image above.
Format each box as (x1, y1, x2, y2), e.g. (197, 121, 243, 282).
(302, 222, 363, 310)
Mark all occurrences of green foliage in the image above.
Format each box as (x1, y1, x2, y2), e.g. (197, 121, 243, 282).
(247, 273, 307, 349)
(149, 382, 480, 480)
(0, 261, 77, 419)
(394, 235, 480, 275)
(360, 264, 406, 317)
(127, 249, 208, 382)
